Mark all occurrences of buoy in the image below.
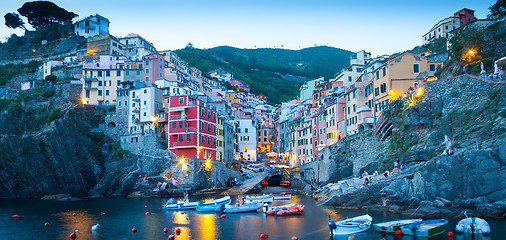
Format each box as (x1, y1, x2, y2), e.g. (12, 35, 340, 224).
(69, 230, 77, 239)
(394, 230, 403, 235)
(72, 213, 76, 216)
(101, 212, 105, 216)
(168, 234, 175, 240)
(132, 227, 137, 232)
(181, 212, 185, 215)
(44, 222, 50, 227)
(145, 212, 150, 215)
(291, 236, 298, 240)
(220, 214, 227, 218)
(175, 227, 181, 233)
(12, 215, 21, 218)
(260, 233, 267, 238)
(448, 231, 454, 237)
(348, 236, 355, 240)
(163, 228, 168, 232)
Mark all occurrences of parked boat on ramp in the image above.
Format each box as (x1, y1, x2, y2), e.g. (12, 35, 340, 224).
(223, 201, 264, 214)
(456, 217, 490, 235)
(400, 219, 448, 237)
(328, 214, 372, 235)
(163, 193, 231, 210)
(373, 219, 423, 233)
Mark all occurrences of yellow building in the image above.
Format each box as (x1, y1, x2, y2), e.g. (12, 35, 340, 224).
(81, 55, 128, 105)
(216, 115, 225, 161)
(373, 52, 443, 117)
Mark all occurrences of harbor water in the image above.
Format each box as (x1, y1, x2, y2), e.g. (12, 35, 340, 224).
(0, 193, 504, 239)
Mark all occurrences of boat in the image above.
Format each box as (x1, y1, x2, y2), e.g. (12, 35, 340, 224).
(456, 217, 490, 234)
(163, 193, 230, 210)
(196, 203, 228, 213)
(223, 201, 264, 214)
(243, 194, 274, 203)
(263, 203, 296, 213)
(329, 214, 372, 235)
(400, 219, 448, 237)
(272, 192, 292, 201)
(373, 219, 423, 233)
(276, 204, 304, 216)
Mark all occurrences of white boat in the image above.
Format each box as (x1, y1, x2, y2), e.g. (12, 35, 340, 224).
(223, 201, 264, 214)
(329, 214, 372, 235)
(373, 219, 423, 233)
(272, 192, 292, 201)
(163, 194, 230, 210)
(400, 219, 448, 237)
(456, 217, 490, 234)
(243, 194, 274, 203)
(263, 203, 296, 213)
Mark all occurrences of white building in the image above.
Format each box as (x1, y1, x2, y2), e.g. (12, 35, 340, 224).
(43, 60, 63, 78)
(128, 85, 163, 134)
(236, 118, 257, 161)
(74, 14, 109, 38)
(422, 17, 461, 45)
(21, 80, 35, 90)
(334, 50, 371, 87)
(120, 33, 157, 60)
(209, 68, 233, 82)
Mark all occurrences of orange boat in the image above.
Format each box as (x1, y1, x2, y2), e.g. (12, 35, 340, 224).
(276, 204, 304, 216)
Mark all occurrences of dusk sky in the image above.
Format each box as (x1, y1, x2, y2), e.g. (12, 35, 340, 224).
(0, 0, 496, 56)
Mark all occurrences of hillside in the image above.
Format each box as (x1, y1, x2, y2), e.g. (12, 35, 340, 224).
(175, 46, 353, 104)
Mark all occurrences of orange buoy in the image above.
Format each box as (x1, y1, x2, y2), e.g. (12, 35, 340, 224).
(220, 214, 227, 218)
(12, 215, 21, 218)
(69, 231, 77, 239)
(394, 230, 403, 235)
(181, 212, 185, 215)
(448, 232, 454, 237)
(145, 212, 150, 215)
(101, 212, 105, 216)
(260, 233, 267, 238)
(132, 227, 137, 232)
(44, 222, 50, 227)
(72, 213, 76, 216)
(168, 234, 175, 240)
(163, 228, 168, 232)
(291, 236, 298, 240)
(175, 227, 181, 233)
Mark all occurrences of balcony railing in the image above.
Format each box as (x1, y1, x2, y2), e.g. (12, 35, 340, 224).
(84, 85, 97, 89)
(363, 117, 374, 124)
(170, 114, 187, 120)
(171, 142, 197, 147)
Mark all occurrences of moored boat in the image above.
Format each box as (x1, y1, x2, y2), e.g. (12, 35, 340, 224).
(163, 194, 230, 210)
(329, 214, 372, 235)
(276, 204, 304, 216)
(272, 192, 292, 201)
(223, 201, 264, 214)
(196, 203, 228, 213)
(456, 217, 490, 234)
(400, 219, 448, 237)
(263, 203, 296, 213)
(243, 194, 274, 203)
(373, 219, 423, 233)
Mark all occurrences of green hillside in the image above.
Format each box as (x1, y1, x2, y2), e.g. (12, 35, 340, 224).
(174, 46, 352, 104)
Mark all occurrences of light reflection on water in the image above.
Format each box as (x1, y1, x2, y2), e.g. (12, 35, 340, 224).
(0, 194, 503, 240)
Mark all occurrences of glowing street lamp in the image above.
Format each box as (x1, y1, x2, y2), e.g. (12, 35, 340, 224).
(415, 87, 424, 98)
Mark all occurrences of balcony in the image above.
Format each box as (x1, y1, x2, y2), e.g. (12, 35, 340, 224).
(83, 76, 98, 81)
(356, 105, 371, 113)
(169, 114, 187, 120)
(132, 96, 140, 101)
(170, 142, 197, 148)
(363, 117, 374, 124)
(84, 85, 97, 90)
(168, 127, 198, 135)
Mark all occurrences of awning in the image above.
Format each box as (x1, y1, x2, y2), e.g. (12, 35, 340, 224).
(495, 56, 506, 65)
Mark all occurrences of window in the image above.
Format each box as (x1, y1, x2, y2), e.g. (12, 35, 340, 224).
(85, 90, 90, 98)
(98, 71, 102, 77)
(353, 90, 356, 98)
(202, 136, 205, 143)
(207, 136, 211, 144)
(208, 124, 211, 131)
(382, 67, 386, 77)
(98, 90, 102, 96)
(430, 64, 436, 71)
(117, 80, 121, 86)
(376, 71, 379, 80)
(348, 76, 352, 82)
(178, 135, 183, 142)
(245, 128, 248, 133)
(264, 130, 267, 136)
(116, 71, 121, 76)
(353, 104, 356, 112)
(179, 121, 183, 128)
(106, 71, 110, 77)
(145, 69, 149, 74)
(179, 97, 184, 104)
(106, 90, 109, 96)
(145, 77, 149, 82)
(202, 109, 205, 116)
(98, 81, 103, 86)
(413, 63, 420, 73)
(172, 122, 176, 129)
(143, 112, 146, 116)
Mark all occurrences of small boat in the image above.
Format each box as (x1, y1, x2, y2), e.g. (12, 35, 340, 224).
(329, 214, 372, 235)
(196, 203, 228, 213)
(163, 193, 230, 210)
(373, 219, 423, 233)
(272, 192, 292, 201)
(456, 217, 490, 234)
(223, 201, 264, 214)
(400, 219, 448, 237)
(276, 204, 304, 216)
(243, 194, 274, 203)
(263, 203, 296, 213)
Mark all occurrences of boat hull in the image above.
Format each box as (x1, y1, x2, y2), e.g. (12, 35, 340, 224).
(330, 214, 372, 235)
(263, 203, 296, 213)
(456, 217, 490, 234)
(244, 196, 274, 203)
(373, 219, 423, 233)
(276, 205, 304, 216)
(400, 219, 448, 237)
(273, 193, 292, 201)
(223, 201, 263, 214)
(163, 195, 230, 210)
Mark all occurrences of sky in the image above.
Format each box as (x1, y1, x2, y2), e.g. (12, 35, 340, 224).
(0, 0, 496, 56)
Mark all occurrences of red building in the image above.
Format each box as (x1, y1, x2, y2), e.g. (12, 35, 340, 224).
(165, 96, 217, 159)
(454, 8, 477, 25)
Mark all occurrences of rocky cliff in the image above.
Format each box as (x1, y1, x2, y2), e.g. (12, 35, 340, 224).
(309, 75, 506, 217)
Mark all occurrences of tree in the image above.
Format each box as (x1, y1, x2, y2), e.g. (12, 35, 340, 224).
(4, 13, 26, 30)
(489, 0, 506, 18)
(17, 1, 77, 29)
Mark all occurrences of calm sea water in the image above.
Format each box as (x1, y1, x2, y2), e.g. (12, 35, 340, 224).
(0, 193, 503, 240)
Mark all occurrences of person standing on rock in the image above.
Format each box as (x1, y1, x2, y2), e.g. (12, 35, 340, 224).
(381, 189, 387, 207)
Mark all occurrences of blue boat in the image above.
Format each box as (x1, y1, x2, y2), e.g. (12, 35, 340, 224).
(400, 219, 448, 237)
(196, 203, 228, 212)
(163, 193, 231, 210)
